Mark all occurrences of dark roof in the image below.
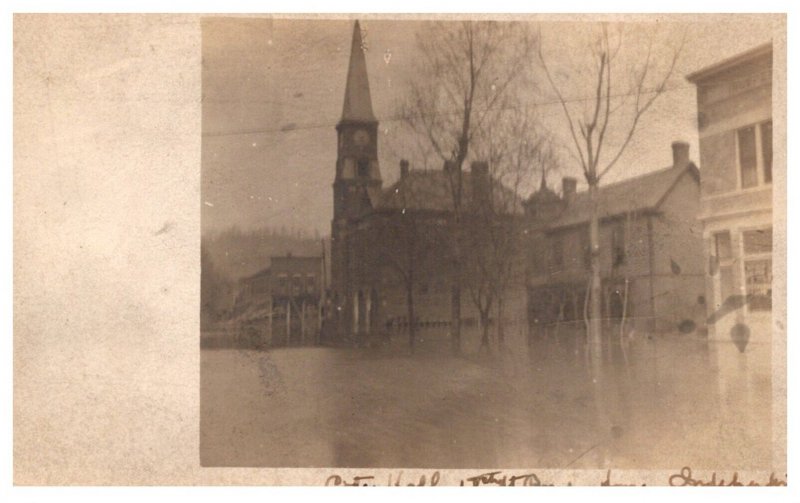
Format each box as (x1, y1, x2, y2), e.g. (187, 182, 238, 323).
(377, 169, 524, 214)
(340, 20, 376, 123)
(242, 267, 270, 282)
(545, 163, 699, 229)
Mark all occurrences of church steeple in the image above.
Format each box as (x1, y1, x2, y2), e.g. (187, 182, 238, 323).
(341, 20, 376, 123)
(332, 20, 382, 221)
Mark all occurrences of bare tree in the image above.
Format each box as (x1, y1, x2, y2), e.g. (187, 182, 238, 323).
(469, 107, 557, 351)
(374, 166, 440, 353)
(537, 22, 685, 362)
(403, 21, 536, 354)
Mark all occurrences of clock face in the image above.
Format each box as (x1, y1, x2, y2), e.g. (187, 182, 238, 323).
(353, 129, 370, 147)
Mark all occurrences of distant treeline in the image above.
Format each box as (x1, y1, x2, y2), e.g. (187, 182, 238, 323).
(204, 225, 325, 281)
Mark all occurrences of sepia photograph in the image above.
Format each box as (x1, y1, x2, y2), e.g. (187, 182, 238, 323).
(199, 14, 785, 477)
(10, 9, 789, 491)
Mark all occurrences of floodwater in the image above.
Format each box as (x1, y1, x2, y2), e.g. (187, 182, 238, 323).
(200, 325, 772, 469)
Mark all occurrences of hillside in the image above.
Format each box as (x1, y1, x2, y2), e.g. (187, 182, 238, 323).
(203, 226, 326, 282)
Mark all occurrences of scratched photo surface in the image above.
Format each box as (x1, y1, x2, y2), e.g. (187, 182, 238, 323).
(199, 15, 785, 475)
(13, 13, 785, 487)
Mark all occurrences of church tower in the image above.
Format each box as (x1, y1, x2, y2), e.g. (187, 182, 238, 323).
(333, 20, 382, 219)
(330, 20, 381, 338)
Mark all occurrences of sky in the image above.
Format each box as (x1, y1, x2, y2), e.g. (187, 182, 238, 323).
(200, 15, 782, 236)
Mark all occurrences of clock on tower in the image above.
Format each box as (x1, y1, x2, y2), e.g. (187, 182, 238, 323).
(353, 129, 370, 147)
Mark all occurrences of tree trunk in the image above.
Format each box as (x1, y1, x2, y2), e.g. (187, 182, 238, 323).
(406, 283, 416, 353)
(479, 308, 491, 352)
(619, 277, 630, 367)
(496, 296, 505, 349)
(451, 204, 462, 356)
(451, 281, 461, 355)
(588, 183, 603, 366)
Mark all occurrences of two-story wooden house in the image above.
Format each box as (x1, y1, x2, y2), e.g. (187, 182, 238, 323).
(525, 142, 706, 335)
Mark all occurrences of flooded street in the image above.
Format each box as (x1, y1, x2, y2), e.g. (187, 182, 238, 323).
(200, 326, 771, 469)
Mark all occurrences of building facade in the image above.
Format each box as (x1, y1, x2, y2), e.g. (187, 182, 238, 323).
(687, 43, 773, 381)
(236, 254, 324, 347)
(524, 143, 706, 336)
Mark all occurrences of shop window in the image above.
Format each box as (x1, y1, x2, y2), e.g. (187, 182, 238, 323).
(744, 260, 772, 311)
(743, 228, 772, 255)
(743, 227, 772, 312)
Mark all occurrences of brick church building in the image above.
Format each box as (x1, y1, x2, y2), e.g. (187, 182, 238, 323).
(328, 21, 528, 345)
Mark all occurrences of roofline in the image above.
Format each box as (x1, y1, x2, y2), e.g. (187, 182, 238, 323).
(652, 162, 700, 209)
(242, 267, 271, 281)
(542, 163, 699, 232)
(572, 163, 680, 196)
(686, 42, 772, 83)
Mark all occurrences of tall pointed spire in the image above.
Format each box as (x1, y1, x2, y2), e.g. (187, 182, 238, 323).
(341, 20, 376, 123)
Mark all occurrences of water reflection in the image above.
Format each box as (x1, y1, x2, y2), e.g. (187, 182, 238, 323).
(201, 321, 772, 469)
(326, 322, 771, 469)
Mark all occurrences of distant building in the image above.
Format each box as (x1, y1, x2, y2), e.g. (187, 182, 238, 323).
(687, 44, 773, 354)
(524, 143, 706, 334)
(236, 254, 324, 347)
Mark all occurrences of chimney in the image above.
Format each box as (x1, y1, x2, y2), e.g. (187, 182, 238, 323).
(562, 177, 577, 205)
(471, 161, 490, 205)
(672, 141, 690, 170)
(400, 159, 409, 179)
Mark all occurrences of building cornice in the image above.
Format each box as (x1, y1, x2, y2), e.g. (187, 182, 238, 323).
(686, 43, 772, 83)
